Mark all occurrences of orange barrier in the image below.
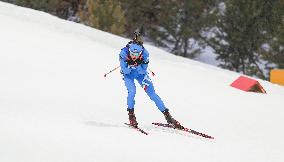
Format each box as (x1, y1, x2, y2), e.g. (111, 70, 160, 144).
(270, 69, 284, 86)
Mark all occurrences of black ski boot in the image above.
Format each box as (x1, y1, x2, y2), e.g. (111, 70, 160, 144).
(162, 109, 184, 129)
(127, 109, 138, 128)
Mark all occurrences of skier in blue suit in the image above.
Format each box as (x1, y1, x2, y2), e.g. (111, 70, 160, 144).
(119, 33, 183, 129)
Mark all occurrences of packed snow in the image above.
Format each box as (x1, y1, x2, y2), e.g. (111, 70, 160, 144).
(1, 2, 284, 162)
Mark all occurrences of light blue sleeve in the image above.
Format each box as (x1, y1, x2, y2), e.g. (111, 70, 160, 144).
(141, 48, 149, 71)
(119, 49, 131, 75)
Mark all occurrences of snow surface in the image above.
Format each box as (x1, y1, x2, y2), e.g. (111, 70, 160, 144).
(1, 2, 284, 162)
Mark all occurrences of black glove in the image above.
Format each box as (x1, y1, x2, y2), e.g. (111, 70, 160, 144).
(126, 58, 143, 66)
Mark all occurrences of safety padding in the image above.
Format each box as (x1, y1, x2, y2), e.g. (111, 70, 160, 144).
(230, 76, 266, 93)
(270, 69, 284, 86)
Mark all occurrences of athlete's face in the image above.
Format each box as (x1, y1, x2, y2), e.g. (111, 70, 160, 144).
(130, 54, 139, 60)
(130, 50, 141, 60)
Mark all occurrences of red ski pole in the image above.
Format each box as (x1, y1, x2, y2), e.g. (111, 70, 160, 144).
(148, 68, 156, 77)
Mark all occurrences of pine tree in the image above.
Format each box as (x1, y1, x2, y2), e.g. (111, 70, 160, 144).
(209, 0, 283, 79)
(13, 0, 58, 13)
(144, 0, 218, 58)
(4, 0, 81, 20)
(78, 0, 125, 35)
(118, 0, 161, 37)
(261, 3, 284, 72)
(264, 28, 284, 68)
(55, 0, 81, 19)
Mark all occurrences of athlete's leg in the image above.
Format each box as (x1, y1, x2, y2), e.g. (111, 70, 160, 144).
(123, 74, 136, 109)
(137, 74, 166, 112)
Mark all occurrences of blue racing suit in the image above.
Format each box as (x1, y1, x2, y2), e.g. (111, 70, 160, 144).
(119, 45, 166, 112)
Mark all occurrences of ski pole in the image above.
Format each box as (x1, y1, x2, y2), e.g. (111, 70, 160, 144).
(148, 68, 156, 77)
(104, 66, 155, 77)
(104, 66, 120, 77)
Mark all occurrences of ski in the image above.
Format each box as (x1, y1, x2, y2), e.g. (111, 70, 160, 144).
(152, 122, 214, 139)
(124, 123, 149, 135)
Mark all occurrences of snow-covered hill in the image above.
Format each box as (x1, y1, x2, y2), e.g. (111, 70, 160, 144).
(1, 2, 284, 162)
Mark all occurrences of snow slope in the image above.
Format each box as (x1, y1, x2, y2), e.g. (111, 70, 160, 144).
(1, 2, 284, 162)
